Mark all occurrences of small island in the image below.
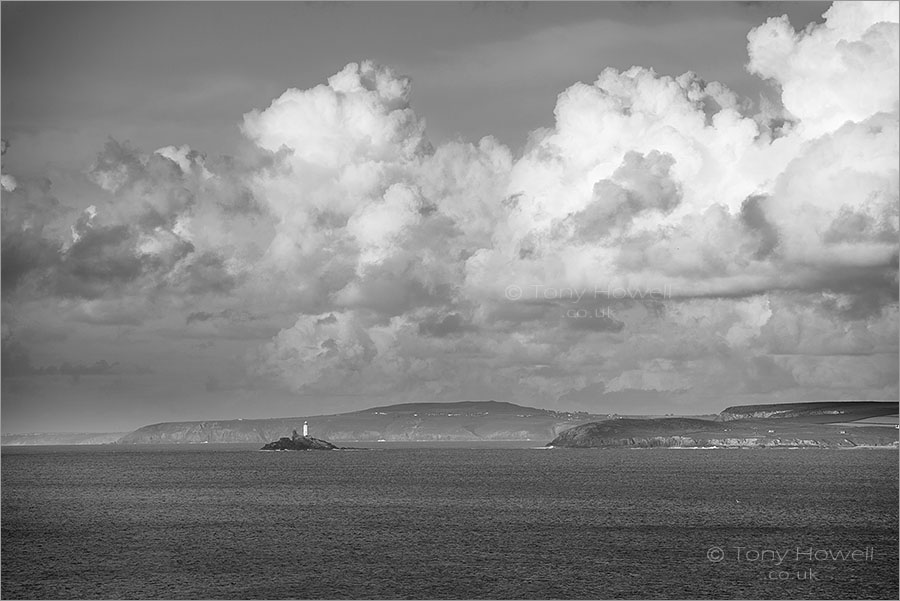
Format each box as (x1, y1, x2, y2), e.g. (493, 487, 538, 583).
(261, 425, 338, 451)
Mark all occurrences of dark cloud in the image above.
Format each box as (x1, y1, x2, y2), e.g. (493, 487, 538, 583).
(418, 313, 471, 337)
(1, 229, 60, 293)
(218, 187, 262, 216)
(740, 194, 779, 259)
(88, 138, 147, 193)
(186, 309, 263, 325)
(178, 252, 236, 295)
(1, 335, 34, 378)
(186, 311, 216, 324)
(1, 176, 68, 296)
(484, 299, 555, 325)
(342, 267, 454, 317)
(2, 176, 64, 227)
(611, 150, 681, 213)
(56, 223, 143, 299)
(802, 263, 898, 319)
(1, 332, 133, 381)
(824, 207, 898, 245)
(566, 150, 681, 241)
(820, 290, 895, 322)
(87, 138, 195, 206)
(141, 238, 195, 277)
(44, 360, 119, 377)
(562, 309, 626, 332)
(43, 360, 154, 378)
(1, 161, 210, 302)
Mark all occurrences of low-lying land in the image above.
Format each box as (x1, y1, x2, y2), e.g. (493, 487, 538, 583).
(0, 432, 127, 446)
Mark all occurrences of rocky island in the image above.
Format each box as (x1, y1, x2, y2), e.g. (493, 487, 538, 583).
(261, 429, 339, 451)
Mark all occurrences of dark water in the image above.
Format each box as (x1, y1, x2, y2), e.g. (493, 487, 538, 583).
(2, 445, 897, 599)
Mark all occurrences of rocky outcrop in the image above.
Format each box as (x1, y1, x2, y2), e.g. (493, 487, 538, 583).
(717, 401, 897, 423)
(114, 400, 898, 446)
(548, 418, 899, 449)
(261, 430, 339, 451)
(548, 419, 720, 448)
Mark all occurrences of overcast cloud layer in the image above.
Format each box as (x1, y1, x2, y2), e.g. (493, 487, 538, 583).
(2, 2, 898, 432)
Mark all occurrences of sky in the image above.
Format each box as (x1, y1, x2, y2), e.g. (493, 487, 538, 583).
(1, 1, 898, 433)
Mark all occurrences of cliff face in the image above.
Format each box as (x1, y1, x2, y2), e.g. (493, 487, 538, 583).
(548, 418, 899, 449)
(117, 401, 594, 444)
(115, 400, 900, 446)
(116, 420, 296, 444)
(549, 419, 717, 448)
(718, 401, 897, 423)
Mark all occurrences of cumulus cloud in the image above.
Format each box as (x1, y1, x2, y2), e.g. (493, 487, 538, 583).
(747, 1, 900, 137)
(254, 311, 379, 392)
(1, 175, 66, 294)
(242, 2, 897, 407)
(243, 61, 429, 167)
(3, 3, 897, 415)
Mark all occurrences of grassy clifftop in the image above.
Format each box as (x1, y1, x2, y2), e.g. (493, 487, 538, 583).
(117, 400, 595, 444)
(718, 401, 897, 423)
(549, 401, 899, 449)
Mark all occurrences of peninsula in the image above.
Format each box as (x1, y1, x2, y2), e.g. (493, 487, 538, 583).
(547, 401, 899, 449)
(115, 400, 594, 444)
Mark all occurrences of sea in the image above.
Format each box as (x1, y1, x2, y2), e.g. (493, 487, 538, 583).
(2, 443, 898, 600)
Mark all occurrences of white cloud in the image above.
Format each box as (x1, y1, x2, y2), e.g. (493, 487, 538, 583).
(244, 1, 897, 406)
(747, 1, 900, 138)
(4, 2, 897, 414)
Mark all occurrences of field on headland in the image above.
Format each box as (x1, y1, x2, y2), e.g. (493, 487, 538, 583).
(3, 400, 897, 448)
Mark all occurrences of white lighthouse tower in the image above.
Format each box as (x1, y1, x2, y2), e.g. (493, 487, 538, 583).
(302, 421, 309, 437)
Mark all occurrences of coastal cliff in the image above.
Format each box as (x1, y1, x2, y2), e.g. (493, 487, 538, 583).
(548, 417, 899, 449)
(97, 399, 900, 447)
(718, 401, 897, 423)
(116, 401, 591, 444)
(116, 420, 301, 444)
(0, 432, 126, 446)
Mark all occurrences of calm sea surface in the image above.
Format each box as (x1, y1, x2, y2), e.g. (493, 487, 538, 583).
(2, 444, 897, 599)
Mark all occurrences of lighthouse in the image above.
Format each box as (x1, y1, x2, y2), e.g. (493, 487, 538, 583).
(302, 421, 309, 437)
